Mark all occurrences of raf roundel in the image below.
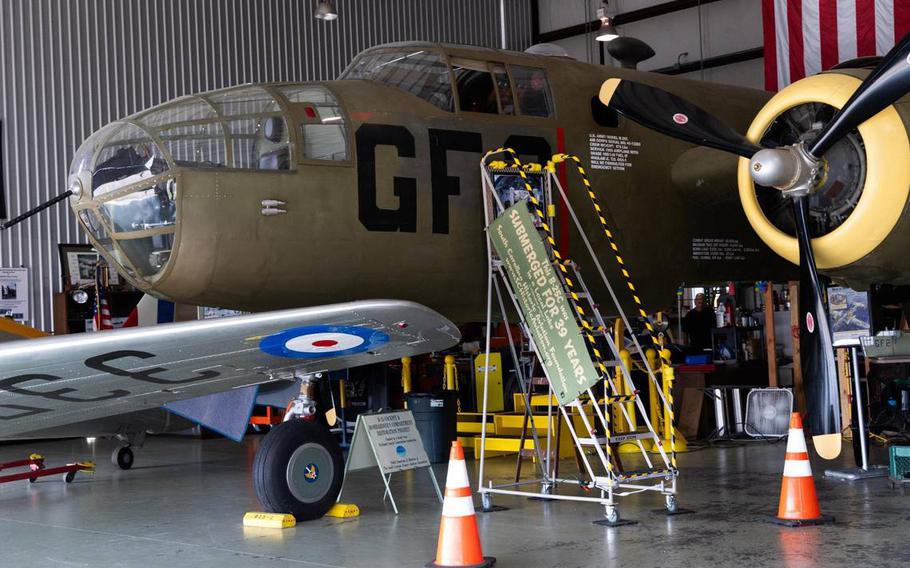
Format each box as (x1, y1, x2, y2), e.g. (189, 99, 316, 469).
(259, 325, 390, 359)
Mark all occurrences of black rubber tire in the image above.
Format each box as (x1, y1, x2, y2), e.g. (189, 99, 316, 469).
(112, 446, 134, 470)
(63, 471, 76, 483)
(252, 419, 343, 521)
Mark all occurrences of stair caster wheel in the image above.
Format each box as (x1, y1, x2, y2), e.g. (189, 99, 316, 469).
(112, 446, 134, 470)
(476, 492, 508, 513)
(606, 506, 619, 524)
(593, 504, 637, 527)
(666, 495, 678, 514)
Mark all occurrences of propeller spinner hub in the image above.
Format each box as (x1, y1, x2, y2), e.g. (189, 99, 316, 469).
(749, 143, 823, 197)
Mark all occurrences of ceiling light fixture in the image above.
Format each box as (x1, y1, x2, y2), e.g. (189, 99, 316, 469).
(595, 2, 619, 42)
(314, 0, 338, 21)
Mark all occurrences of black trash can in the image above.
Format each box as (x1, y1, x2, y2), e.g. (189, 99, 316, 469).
(405, 391, 458, 463)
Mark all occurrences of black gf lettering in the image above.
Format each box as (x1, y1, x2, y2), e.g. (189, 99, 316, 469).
(429, 129, 483, 234)
(84, 350, 220, 385)
(0, 374, 129, 402)
(502, 135, 552, 167)
(356, 123, 418, 232)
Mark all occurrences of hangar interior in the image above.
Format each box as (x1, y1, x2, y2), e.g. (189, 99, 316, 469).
(1, 1, 909, 567)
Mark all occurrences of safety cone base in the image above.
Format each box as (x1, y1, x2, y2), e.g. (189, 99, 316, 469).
(767, 514, 835, 527)
(426, 557, 496, 568)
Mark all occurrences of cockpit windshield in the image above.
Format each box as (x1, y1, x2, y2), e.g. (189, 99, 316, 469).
(341, 50, 454, 112)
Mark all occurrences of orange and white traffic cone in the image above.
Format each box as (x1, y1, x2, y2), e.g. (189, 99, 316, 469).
(771, 413, 834, 526)
(427, 441, 495, 568)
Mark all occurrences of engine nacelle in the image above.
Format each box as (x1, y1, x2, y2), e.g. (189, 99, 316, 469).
(737, 71, 910, 288)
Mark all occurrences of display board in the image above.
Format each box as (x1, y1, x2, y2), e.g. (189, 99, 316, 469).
(489, 203, 600, 405)
(346, 410, 431, 474)
(339, 410, 440, 514)
(828, 286, 871, 347)
(0, 267, 28, 323)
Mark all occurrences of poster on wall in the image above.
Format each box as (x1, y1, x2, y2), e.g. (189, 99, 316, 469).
(828, 286, 872, 347)
(0, 267, 29, 323)
(0, 120, 6, 221)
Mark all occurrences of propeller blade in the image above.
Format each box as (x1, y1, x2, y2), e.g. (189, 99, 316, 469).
(792, 196, 842, 458)
(808, 32, 910, 158)
(599, 78, 762, 158)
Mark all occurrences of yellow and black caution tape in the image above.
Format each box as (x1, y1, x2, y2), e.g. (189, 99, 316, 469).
(550, 152, 678, 470)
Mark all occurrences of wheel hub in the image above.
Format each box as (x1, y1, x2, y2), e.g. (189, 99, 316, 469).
(755, 102, 866, 238)
(286, 442, 334, 503)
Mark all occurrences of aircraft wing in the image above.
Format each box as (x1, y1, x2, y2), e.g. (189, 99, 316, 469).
(0, 300, 460, 438)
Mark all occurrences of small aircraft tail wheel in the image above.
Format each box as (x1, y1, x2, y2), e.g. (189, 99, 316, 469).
(112, 446, 134, 470)
(665, 494, 678, 513)
(253, 419, 343, 521)
(63, 471, 76, 483)
(605, 505, 619, 524)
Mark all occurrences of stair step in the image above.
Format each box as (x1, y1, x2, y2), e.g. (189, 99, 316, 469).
(616, 468, 676, 482)
(604, 394, 637, 404)
(576, 431, 655, 446)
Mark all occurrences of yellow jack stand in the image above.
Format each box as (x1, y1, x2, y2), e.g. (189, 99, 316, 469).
(648, 350, 689, 453)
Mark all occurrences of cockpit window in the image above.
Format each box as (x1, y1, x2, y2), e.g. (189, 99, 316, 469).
(206, 86, 282, 116)
(278, 85, 348, 161)
(493, 66, 515, 115)
(129, 86, 291, 171)
(91, 123, 169, 197)
(452, 60, 497, 114)
(512, 65, 554, 118)
(141, 99, 217, 127)
(159, 122, 228, 168)
(99, 180, 177, 233)
(341, 50, 454, 112)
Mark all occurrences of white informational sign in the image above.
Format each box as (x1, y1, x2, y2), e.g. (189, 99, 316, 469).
(347, 411, 430, 473)
(588, 133, 641, 171)
(0, 267, 29, 323)
(198, 306, 247, 320)
(339, 410, 441, 513)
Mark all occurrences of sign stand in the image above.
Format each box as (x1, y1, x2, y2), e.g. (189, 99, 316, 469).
(337, 410, 442, 514)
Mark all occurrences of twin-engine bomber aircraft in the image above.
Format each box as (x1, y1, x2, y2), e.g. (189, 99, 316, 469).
(3, 40, 910, 519)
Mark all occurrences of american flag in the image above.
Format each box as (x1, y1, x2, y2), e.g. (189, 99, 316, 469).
(763, 0, 910, 90)
(92, 265, 114, 331)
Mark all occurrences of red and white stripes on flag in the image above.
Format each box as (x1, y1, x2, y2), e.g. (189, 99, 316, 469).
(93, 290, 113, 331)
(763, 0, 910, 90)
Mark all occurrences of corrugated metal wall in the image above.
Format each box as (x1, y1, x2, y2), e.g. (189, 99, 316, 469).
(0, 0, 534, 331)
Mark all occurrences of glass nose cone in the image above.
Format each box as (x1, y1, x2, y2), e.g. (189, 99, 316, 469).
(70, 122, 176, 284)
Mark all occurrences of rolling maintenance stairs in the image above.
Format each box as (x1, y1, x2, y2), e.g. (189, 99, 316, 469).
(476, 150, 681, 524)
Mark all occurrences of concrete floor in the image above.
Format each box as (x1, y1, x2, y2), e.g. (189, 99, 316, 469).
(0, 434, 907, 567)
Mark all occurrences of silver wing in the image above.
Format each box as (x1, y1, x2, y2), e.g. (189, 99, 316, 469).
(0, 299, 459, 438)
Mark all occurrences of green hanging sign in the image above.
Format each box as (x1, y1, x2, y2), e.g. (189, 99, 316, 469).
(489, 203, 600, 405)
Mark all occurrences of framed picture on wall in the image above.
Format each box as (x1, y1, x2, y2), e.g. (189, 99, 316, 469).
(58, 244, 120, 287)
